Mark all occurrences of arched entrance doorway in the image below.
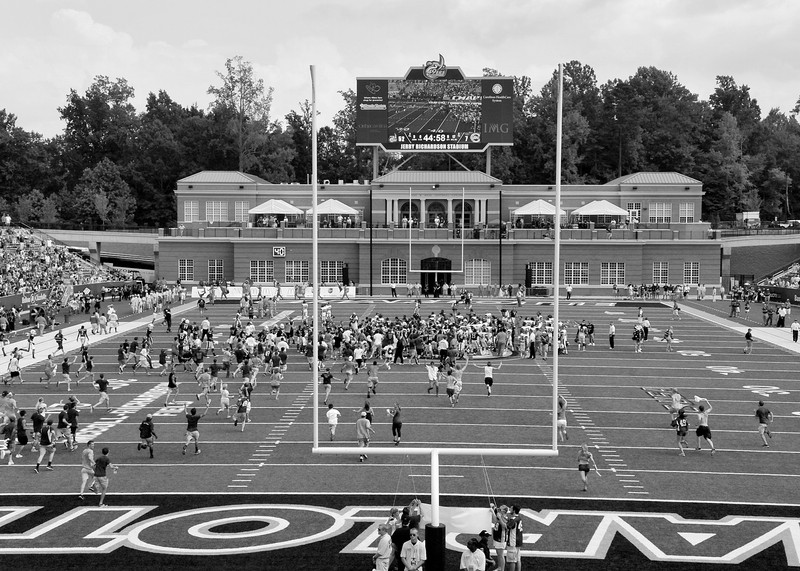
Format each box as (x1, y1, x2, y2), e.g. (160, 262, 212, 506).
(426, 201, 447, 228)
(400, 200, 420, 227)
(421, 257, 451, 297)
(454, 201, 473, 228)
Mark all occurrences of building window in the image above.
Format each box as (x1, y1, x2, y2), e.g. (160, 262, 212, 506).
(205, 201, 229, 222)
(235, 201, 250, 222)
(564, 262, 589, 285)
(626, 202, 641, 222)
(320, 261, 344, 284)
(207, 260, 224, 282)
(528, 261, 553, 285)
(653, 262, 669, 284)
(648, 202, 672, 223)
(183, 201, 199, 222)
(465, 259, 491, 285)
(381, 258, 408, 284)
(679, 203, 695, 223)
(178, 259, 194, 281)
(250, 260, 274, 283)
(684, 261, 699, 285)
(600, 262, 625, 285)
(285, 260, 309, 283)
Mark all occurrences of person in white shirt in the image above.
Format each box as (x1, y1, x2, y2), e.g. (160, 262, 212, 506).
(373, 523, 393, 571)
(401, 527, 426, 571)
(325, 404, 341, 441)
(791, 319, 800, 342)
(460, 537, 487, 571)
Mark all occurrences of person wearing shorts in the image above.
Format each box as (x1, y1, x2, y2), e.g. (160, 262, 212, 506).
(477, 360, 501, 397)
(165, 370, 179, 406)
(694, 397, 716, 454)
(340, 357, 357, 391)
(577, 443, 600, 491)
(137, 414, 157, 458)
(216, 384, 231, 418)
(270, 371, 283, 400)
(446, 370, 457, 406)
(326, 403, 341, 441)
(7, 355, 22, 385)
(78, 440, 96, 498)
(490, 504, 508, 570)
(356, 411, 374, 462)
(182, 404, 207, 455)
(233, 396, 250, 431)
(92, 447, 117, 507)
(755, 400, 773, 447)
(557, 394, 569, 441)
(320, 367, 335, 404)
(672, 409, 689, 456)
(34, 419, 56, 473)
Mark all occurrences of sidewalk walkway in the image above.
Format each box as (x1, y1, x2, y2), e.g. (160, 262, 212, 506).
(676, 299, 800, 355)
(1, 302, 197, 379)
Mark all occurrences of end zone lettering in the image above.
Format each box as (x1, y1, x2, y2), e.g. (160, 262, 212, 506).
(0, 504, 799, 565)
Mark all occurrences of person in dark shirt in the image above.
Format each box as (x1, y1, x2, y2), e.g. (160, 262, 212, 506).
(67, 403, 80, 451)
(182, 404, 208, 456)
(391, 516, 412, 571)
(92, 447, 118, 507)
(137, 414, 158, 458)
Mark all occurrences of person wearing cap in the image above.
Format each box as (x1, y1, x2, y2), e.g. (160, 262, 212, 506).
(477, 530, 492, 566)
(137, 413, 157, 458)
(356, 410, 374, 462)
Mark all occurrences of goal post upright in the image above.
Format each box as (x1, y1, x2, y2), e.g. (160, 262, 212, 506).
(309, 60, 565, 551)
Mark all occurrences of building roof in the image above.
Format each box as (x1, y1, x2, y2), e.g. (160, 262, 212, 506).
(604, 172, 701, 186)
(177, 171, 271, 184)
(373, 170, 501, 185)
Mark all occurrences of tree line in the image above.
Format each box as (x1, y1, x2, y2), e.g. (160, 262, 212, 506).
(0, 57, 798, 228)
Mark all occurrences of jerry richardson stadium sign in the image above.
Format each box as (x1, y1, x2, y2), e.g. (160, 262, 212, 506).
(356, 55, 514, 152)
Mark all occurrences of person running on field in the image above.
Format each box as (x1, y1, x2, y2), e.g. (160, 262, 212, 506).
(326, 403, 341, 441)
(356, 411, 375, 462)
(92, 447, 118, 507)
(233, 395, 250, 431)
(34, 419, 56, 473)
(755, 400, 773, 447)
(475, 360, 501, 397)
(182, 404, 208, 455)
(164, 370, 179, 406)
(340, 357, 357, 391)
(577, 443, 601, 492)
(216, 384, 231, 418)
(366, 360, 385, 398)
(89, 374, 111, 412)
(137, 414, 157, 458)
(694, 397, 716, 454)
(389, 402, 402, 446)
(78, 440, 96, 499)
(425, 361, 439, 395)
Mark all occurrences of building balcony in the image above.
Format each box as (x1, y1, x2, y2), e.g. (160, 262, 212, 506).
(164, 224, 719, 241)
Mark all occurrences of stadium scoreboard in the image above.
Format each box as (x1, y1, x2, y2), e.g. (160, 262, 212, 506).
(356, 55, 514, 152)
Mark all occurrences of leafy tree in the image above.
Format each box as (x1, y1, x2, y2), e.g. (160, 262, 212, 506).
(58, 76, 139, 184)
(207, 56, 274, 172)
(0, 109, 55, 204)
(70, 158, 137, 226)
(285, 100, 313, 183)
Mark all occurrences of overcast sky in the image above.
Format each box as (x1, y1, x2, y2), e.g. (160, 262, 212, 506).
(2, 0, 798, 138)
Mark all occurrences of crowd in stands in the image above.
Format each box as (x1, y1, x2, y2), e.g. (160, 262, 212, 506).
(0, 227, 127, 298)
(762, 263, 800, 289)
